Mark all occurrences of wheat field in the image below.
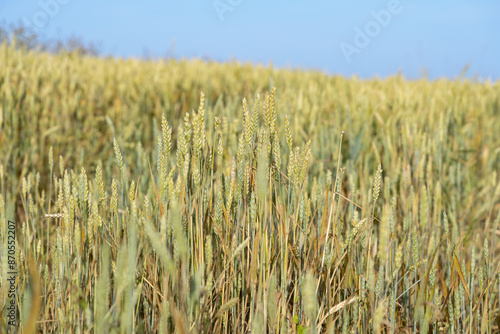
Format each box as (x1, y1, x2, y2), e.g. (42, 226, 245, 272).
(1, 41, 500, 333)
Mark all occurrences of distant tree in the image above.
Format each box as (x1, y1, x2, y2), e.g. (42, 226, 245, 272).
(0, 21, 99, 56)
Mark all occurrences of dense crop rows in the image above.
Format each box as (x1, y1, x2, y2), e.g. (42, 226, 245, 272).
(1, 41, 500, 333)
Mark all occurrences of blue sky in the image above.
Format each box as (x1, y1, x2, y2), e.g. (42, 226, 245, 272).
(1, 0, 499, 80)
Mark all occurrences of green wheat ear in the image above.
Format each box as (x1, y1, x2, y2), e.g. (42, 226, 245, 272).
(373, 164, 382, 205)
(113, 138, 125, 178)
(304, 271, 318, 327)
